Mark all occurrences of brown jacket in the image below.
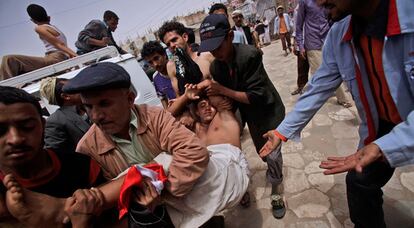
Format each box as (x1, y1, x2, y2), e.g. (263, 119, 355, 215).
(76, 104, 209, 197)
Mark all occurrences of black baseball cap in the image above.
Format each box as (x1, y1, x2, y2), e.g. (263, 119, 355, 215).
(198, 14, 230, 53)
(63, 62, 131, 94)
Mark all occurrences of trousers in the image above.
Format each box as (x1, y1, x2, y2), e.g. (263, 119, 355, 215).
(0, 51, 67, 80)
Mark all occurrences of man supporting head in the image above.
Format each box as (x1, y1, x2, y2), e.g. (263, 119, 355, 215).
(199, 13, 286, 219)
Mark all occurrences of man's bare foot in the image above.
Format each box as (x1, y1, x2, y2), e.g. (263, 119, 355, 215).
(3, 174, 67, 228)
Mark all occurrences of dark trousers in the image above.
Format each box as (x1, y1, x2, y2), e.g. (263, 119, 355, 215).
(279, 33, 291, 51)
(346, 119, 396, 228)
(296, 53, 309, 89)
(249, 116, 284, 186)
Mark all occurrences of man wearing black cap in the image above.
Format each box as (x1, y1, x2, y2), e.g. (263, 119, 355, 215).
(0, 4, 77, 80)
(198, 14, 287, 219)
(75, 10, 127, 55)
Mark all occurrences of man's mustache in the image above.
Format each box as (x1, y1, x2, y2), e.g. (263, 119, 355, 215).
(7, 144, 33, 153)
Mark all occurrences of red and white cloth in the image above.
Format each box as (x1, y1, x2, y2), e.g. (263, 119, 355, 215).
(118, 163, 167, 219)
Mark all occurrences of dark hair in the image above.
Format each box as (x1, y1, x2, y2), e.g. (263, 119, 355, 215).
(27, 4, 49, 22)
(190, 43, 199, 52)
(190, 93, 209, 120)
(209, 3, 228, 16)
(185, 28, 195, 44)
(55, 78, 69, 106)
(141, 41, 166, 59)
(158, 21, 187, 43)
(194, 94, 208, 106)
(103, 10, 119, 22)
(0, 86, 42, 117)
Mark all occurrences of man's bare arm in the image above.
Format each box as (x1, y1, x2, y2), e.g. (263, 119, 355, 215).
(166, 84, 200, 117)
(166, 95, 191, 117)
(208, 95, 233, 112)
(166, 61, 180, 97)
(35, 26, 77, 58)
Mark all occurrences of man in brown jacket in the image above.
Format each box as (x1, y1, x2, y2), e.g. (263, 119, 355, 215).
(63, 62, 212, 226)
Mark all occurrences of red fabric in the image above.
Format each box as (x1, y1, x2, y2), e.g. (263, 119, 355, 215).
(118, 164, 167, 219)
(351, 44, 377, 145)
(359, 36, 402, 125)
(274, 130, 287, 142)
(88, 159, 101, 185)
(342, 18, 353, 42)
(386, 0, 401, 36)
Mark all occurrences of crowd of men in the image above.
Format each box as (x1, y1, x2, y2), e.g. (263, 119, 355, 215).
(0, 0, 414, 227)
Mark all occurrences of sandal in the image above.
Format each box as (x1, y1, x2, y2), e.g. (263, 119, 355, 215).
(271, 194, 286, 219)
(337, 101, 352, 108)
(240, 191, 251, 208)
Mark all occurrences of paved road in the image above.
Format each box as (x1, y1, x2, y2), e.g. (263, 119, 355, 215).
(225, 41, 414, 228)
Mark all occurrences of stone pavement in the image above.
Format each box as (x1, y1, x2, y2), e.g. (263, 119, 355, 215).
(224, 41, 414, 228)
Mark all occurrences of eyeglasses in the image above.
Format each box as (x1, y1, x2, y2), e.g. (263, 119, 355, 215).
(232, 15, 243, 19)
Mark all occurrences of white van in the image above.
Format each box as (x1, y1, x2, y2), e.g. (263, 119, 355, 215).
(0, 46, 161, 116)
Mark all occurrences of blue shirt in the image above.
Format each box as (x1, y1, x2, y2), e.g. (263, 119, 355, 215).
(277, 2, 414, 168)
(153, 71, 176, 100)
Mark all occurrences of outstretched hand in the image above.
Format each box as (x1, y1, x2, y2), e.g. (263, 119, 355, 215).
(259, 130, 281, 158)
(184, 84, 200, 100)
(320, 143, 385, 175)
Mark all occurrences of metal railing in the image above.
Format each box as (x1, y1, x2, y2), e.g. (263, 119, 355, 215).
(0, 46, 120, 87)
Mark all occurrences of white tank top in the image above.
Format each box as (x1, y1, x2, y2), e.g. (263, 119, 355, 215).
(40, 24, 68, 53)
